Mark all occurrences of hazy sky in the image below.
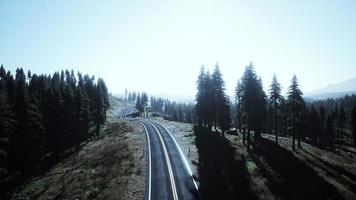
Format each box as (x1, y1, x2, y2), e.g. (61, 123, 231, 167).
(1, 0, 355, 99)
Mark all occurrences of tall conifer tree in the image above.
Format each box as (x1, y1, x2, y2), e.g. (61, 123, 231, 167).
(268, 74, 282, 144)
(286, 75, 305, 150)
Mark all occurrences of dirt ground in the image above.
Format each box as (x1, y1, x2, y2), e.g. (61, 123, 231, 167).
(11, 98, 146, 200)
(263, 134, 356, 200)
(226, 132, 356, 200)
(226, 134, 275, 200)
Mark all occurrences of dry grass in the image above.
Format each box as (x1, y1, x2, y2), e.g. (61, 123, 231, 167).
(227, 135, 277, 200)
(226, 133, 356, 200)
(263, 134, 356, 200)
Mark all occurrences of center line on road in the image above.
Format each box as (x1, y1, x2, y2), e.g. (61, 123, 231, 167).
(147, 121, 179, 200)
(153, 121, 200, 192)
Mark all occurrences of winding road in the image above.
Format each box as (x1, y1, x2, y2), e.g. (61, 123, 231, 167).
(140, 120, 199, 200)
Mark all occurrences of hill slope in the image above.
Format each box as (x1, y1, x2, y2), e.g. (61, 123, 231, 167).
(10, 98, 146, 200)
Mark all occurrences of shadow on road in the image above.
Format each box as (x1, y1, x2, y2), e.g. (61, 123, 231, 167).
(194, 126, 256, 200)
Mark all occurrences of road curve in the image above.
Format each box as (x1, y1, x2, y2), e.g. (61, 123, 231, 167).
(140, 120, 199, 200)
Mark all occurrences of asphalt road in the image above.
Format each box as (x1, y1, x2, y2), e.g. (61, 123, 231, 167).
(140, 120, 199, 200)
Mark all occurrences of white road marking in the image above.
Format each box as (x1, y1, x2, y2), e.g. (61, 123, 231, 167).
(139, 122, 152, 200)
(154, 121, 200, 191)
(147, 121, 179, 200)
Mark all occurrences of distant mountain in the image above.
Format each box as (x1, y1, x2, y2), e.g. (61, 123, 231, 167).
(306, 91, 356, 100)
(305, 77, 356, 100)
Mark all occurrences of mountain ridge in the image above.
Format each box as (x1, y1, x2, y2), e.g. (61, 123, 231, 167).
(306, 77, 356, 96)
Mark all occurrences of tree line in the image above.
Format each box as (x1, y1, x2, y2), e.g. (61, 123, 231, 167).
(0, 65, 109, 185)
(196, 65, 231, 136)
(136, 92, 148, 116)
(124, 89, 139, 102)
(123, 90, 149, 117)
(150, 96, 197, 123)
(196, 62, 356, 150)
(306, 94, 356, 146)
(128, 91, 197, 123)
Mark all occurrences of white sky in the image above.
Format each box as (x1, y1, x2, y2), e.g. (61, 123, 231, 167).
(1, 0, 356, 99)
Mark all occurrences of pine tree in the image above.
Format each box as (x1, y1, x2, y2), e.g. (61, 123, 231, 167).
(211, 65, 220, 130)
(205, 71, 214, 130)
(325, 114, 334, 145)
(308, 104, 320, 144)
(63, 70, 76, 146)
(235, 80, 246, 144)
(132, 92, 137, 102)
(141, 92, 148, 117)
(211, 65, 231, 136)
(337, 104, 346, 143)
(266, 103, 273, 138)
(238, 63, 267, 149)
(136, 94, 142, 114)
(24, 94, 45, 174)
(235, 80, 243, 133)
(196, 66, 207, 128)
(352, 105, 356, 147)
(0, 65, 6, 79)
(128, 92, 132, 101)
(269, 74, 282, 144)
(0, 65, 110, 183)
(172, 109, 178, 121)
(0, 81, 17, 179)
(319, 104, 326, 141)
(240, 64, 256, 148)
(219, 96, 231, 137)
(253, 78, 267, 140)
(97, 78, 110, 110)
(6, 72, 16, 103)
(92, 84, 105, 136)
(286, 75, 305, 150)
(279, 97, 288, 137)
(75, 73, 90, 148)
(12, 68, 28, 173)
